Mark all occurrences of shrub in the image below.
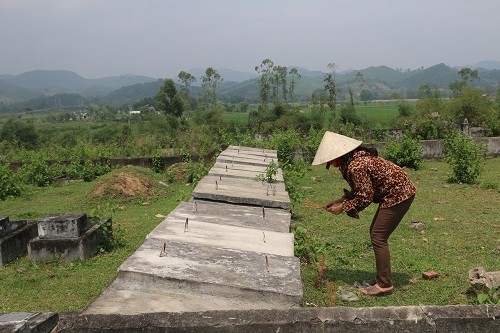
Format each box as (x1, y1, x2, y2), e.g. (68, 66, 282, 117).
(17, 160, 56, 186)
(0, 165, 21, 200)
(444, 131, 486, 184)
(383, 134, 423, 170)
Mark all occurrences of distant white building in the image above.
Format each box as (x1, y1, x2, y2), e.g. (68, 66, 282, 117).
(129, 110, 141, 115)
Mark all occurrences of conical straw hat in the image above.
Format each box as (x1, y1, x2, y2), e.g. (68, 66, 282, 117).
(311, 131, 362, 165)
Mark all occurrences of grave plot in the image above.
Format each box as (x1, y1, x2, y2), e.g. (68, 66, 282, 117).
(208, 162, 284, 182)
(85, 146, 302, 315)
(0, 216, 38, 265)
(28, 214, 101, 262)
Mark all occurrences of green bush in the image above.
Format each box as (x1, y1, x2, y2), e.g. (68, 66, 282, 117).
(444, 131, 486, 184)
(17, 160, 56, 186)
(0, 165, 21, 200)
(383, 134, 423, 170)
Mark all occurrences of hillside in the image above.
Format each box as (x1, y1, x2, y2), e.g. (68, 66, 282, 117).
(1, 63, 500, 112)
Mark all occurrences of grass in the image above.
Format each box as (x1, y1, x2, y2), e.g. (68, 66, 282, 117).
(0, 166, 193, 312)
(293, 157, 499, 307)
(0, 158, 498, 311)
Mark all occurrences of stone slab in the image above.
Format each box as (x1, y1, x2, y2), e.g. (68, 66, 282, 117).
(209, 162, 284, 182)
(115, 238, 302, 298)
(216, 154, 277, 167)
(0, 221, 37, 265)
(225, 146, 278, 158)
(28, 223, 99, 262)
(171, 200, 291, 233)
(0, 312, 58, 333)
(192, 175, 290, 209)
(37, 213, 87, 239)
(147, 214, 294, 256)
(85, 272, 300, 315)
(59, 305, 500, 333)
(0, 217, 28, 238)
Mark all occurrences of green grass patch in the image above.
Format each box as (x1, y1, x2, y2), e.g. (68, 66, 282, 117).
(293, 157, 499, 307)
(1, 158, 498, 311)
(0, 166, 193, 312)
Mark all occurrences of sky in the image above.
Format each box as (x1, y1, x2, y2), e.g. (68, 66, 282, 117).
(1, 0, 499, 79)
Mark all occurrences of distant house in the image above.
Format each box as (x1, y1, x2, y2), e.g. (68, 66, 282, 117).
(129, 110, 141, 115)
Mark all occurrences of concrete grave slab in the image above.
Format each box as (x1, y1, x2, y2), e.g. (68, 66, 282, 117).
(209, 162, 284, 182)
(226, 145, 278, 158)
(107, 238, 302, 308)
(0, 221, 37, 265)
(147, 214, 294, 256)
(37, 213, 87, 239)
(192, 175, 290, 209)
(28, 223, 100, 262)
(170, 200, 291, 233)
(217, 152, 278, 167)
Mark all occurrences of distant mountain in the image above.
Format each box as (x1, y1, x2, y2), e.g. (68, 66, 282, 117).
(473, 60, 500, 70)
(0, 70, 158, 98)
(187, 67, 257, 84)
(1, 61, 499, 112)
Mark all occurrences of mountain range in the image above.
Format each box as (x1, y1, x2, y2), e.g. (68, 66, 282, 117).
(1, 60, 499, 112)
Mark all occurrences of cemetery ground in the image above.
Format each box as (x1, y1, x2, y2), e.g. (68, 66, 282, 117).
(0, 158, 498, 312)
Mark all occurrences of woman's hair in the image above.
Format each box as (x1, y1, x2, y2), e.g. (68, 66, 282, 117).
(354, 145, 378, 156)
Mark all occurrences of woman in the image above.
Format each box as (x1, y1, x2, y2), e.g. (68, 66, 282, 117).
(312, 131, 416, 296)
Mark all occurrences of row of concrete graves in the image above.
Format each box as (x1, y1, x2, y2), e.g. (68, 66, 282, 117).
(85, 145, 303, 314)
(0, 214, 101, 265)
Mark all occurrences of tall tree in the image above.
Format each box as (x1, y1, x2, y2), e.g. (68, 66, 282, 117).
(288, 68, 301, 102)
(156, 78, 183, 117)
(201, 67, 223, 109)
(255, 59, 274, 107)
(177, 71, 196, 112)
(324, 63, 339, 117)
(450, 67, 479, 97)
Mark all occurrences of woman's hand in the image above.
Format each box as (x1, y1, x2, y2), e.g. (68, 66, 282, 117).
(326, 202, 344, 214)
(325, 198, 343, 209)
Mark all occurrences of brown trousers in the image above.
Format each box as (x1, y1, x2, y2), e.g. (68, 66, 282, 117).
(370, 195, 415, 288)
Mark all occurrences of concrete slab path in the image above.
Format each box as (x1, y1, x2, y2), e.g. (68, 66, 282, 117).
(85, 146, 301, 315)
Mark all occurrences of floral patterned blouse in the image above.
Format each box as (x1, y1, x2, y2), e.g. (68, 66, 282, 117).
(340, 150, 416, 218)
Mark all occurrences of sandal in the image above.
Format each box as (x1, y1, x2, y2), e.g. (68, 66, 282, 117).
(360, 284, 393, 296)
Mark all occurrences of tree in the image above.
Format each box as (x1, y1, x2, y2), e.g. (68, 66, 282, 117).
(156, 78, 183, 117)
(288, 68, 301, 102)
(255, 59, 274, 107)
(449, 86, 494, 128)
(450, 67, 479, 97)
(177, 71, 196, 111)
(324, 63, 339, 117)
(0, 119, 39, 149)
(201, 67, 223, 109)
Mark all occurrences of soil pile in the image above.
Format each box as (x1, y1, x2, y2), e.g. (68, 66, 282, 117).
(92, 171, 155, 199)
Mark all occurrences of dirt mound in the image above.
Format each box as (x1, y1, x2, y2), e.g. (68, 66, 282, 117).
(92, 171, 155, 199)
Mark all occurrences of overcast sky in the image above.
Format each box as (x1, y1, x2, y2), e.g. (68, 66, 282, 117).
(1, 0, 499, 79)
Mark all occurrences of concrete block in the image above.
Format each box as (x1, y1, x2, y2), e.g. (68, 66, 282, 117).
(28, 223, 99, 262)
(117, 238, 302, 296)
(469, 266, 500, 292)
(0, 312, 58, 333)
(225, 146, 278, 159)
(147, 214, 294, 256)
(37, 213, 87, 239)
(193, 175, 290, 209)
(216, 154, 275, 167)
(0, 221, 37, 265)
(171, 200, 291, 233)
(209, 162, 284, 182)
(0, 216, 27, 238)
(58, 305, 500, 332)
